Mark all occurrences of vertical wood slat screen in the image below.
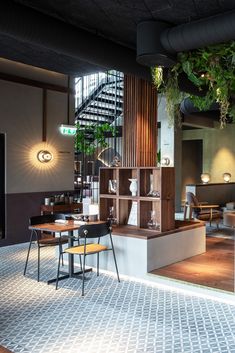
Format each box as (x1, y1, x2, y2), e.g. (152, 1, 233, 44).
(123, 75, 157, 167)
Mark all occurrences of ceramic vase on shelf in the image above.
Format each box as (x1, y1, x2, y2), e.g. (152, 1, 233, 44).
(128, 178, 137, 196)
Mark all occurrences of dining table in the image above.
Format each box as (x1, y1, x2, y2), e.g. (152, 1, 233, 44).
(28, 220, 105, 285)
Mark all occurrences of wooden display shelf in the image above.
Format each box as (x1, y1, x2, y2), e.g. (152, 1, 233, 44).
(100, 194, 117, 198)
(41, 203, 83, 215)
(118, 195, 138, 200)
(139, 196, 161, 201)
(99, 167, 175, 232)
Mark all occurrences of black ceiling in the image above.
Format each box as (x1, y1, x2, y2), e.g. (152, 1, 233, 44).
(14, 0, 235, 48)
(0, 0, 235, 76)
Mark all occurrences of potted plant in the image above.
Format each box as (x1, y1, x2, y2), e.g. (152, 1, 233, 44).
(75, 122, 116, 155)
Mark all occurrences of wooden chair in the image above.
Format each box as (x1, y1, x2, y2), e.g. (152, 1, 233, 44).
(24, 214, 69, 282)
(184, 192, 221, 227)
(56, 222, 120, 295)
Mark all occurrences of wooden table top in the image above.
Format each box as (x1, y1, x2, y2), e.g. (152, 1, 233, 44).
(29, 220, 104, 232)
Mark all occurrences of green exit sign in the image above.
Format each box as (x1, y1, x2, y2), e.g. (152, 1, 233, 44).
(59, 124, 77, 136)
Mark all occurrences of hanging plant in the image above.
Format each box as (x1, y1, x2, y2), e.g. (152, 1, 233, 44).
(152, 41, 235, 127)
(75, 123, 116, 155)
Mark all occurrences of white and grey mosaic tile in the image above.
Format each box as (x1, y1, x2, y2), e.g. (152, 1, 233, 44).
(0, 243, 235, 353)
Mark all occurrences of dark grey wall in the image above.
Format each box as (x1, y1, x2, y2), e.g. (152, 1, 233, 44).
(0, 190, 76, 246)
(181, 139, 203, 202)
(0, 133, 5, 240)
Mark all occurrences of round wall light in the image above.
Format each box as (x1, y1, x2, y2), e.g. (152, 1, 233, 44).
(161, 157, 170, 166)
(201, 173, 210, 184)
(37, 150, 53, 163)
(223, 172, 231, 183)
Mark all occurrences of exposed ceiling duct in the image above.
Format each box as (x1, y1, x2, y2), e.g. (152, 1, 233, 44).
(180, 97, 233, 126)
(180, 98, 219, 116)
(137, 10, 235, 68)
(162, 10, 235, 54)
(136, 21, 176, 68)
(0, 1, 150, 79)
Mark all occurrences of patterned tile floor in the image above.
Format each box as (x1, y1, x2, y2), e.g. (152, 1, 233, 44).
(0, 243, 235, 353)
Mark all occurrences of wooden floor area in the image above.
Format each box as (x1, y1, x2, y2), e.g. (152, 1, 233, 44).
(0, 346, 13, 353)
(151, 237, 234, 292)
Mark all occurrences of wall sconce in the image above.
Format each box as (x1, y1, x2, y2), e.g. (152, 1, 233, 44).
(223, 172, 231, 183)
(201, 173, 210, 184)
(161, 157, 170, 166)
(37, 150, 53, 163)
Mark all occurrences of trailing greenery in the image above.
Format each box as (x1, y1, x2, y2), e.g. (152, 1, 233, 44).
(152, 41, 235, 127)
(75, 123, 116, 155)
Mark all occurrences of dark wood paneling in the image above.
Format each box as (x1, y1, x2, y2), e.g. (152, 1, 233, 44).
(0, 134, 5, 240)
(42, 88, 47, 142)
(0, 190, 76, 246)
(123, 75, 157, 167)
(182, 139, 202, 201)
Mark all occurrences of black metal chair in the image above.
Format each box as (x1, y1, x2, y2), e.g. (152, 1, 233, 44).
(56, 222, 120, 296)
(23, 214, 68, 282)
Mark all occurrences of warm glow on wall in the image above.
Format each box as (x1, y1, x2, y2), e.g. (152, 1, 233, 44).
(29, 143, 57, 170)
(211, 147, 235, 182)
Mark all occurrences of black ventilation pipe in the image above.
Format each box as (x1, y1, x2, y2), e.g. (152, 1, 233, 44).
(162, 10, 235, 54)
(137, 10, 235, 68)
(180, 98, 219, 115)
(0, 1, 150, 80)
(137, 21, 176, 67)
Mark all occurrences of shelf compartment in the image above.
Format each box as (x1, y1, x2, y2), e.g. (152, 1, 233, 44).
(139, 200, 160, 230)
(99, 198, 117, 222)
(99, 168, 118, 195)
(119, 168, 138, 196)
(139, 168, 161, 197)
(119, 199, 138, 226)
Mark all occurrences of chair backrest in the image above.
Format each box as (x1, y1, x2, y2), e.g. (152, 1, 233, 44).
(78, 222, 110, 239)
(29, 213, 65, 226)
(186, 192, 199, 206)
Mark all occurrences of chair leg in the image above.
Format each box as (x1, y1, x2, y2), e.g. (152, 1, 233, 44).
(82, 255, 86, 296)
(56, 252, 62, 290)
(78, 239, 82, 270)
(79, 255, 82, 270)
(61, 253, 64, 266)
(23, 231, 34, 276)
(109, 234, 120, 282)
(97, 237, 100, 276)
(97, 253, 99, 276)
(37, 245, 40, 282)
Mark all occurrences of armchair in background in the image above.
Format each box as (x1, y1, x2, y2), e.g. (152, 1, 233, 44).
(184, 192, 222, 228)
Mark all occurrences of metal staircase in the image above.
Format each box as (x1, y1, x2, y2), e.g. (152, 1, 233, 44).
(75, 71, 123, 127)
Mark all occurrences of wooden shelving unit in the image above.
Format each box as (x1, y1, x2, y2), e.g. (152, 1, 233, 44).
(41, 203, 83, 215)
(99, 167, 175, 232)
